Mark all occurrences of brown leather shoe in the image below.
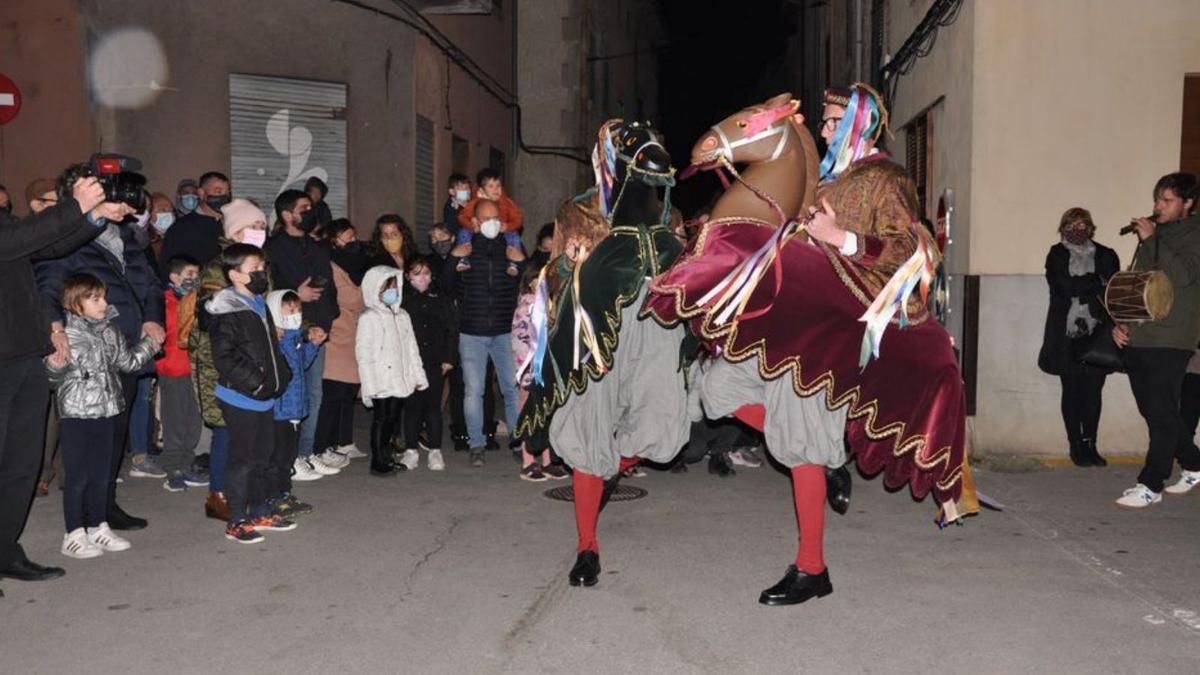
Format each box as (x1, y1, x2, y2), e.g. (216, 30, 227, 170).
(204, 492, 230, 521)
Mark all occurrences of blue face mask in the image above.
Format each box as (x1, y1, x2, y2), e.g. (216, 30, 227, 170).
(382, 288, 400, 306)
(179, 194, 200, 213)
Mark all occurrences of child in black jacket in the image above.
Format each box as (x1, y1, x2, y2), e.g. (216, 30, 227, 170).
(399, 257, 458, 471)
(207, 244, 294, 543)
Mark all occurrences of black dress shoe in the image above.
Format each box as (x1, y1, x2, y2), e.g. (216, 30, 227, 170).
(452, 435, 470, 452)
(758, 565, 832, 606)
(0, 557, 66, 582)
(825, 465, 852, 515)
(708, 452, 735, 477)
(568, 550, 600, 587)
(370, 461, 400, 476)
(107, 506, 148, 531)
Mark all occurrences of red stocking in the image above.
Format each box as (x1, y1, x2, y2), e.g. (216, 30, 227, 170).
(791, 464, 827, 574)
(573, 471, 603, 553)
(618, 456, 641, 473)
(734, 404, 766, 432)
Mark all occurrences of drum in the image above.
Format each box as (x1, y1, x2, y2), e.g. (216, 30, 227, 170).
(1104, 270, 1173, 323)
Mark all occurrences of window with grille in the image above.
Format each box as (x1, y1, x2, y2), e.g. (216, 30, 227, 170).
(904, 110, 931, 219)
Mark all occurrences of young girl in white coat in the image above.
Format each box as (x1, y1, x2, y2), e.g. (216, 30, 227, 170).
(356, 266, 428, 476)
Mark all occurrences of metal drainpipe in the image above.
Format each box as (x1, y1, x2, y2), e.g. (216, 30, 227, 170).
(853, 0, 864, 82)
(510, 0, 519, 164)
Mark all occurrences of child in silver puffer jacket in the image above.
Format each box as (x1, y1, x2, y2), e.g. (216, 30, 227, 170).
(46, 273, 160, 560)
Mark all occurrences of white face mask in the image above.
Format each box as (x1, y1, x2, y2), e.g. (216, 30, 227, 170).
(455, 189, 471, 204)
(480, 218, 502, 239)
(280, 313, 303, 330)
(241, 228, 267, 248)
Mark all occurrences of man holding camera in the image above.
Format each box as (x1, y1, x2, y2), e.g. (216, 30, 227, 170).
(1112, 172, 1200, 508)
(0, 174, 133, 587)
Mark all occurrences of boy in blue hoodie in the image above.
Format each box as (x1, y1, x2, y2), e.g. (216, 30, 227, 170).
(266, 290, 325, 518)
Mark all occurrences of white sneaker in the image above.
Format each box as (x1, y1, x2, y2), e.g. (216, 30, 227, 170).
(1164, 470, 1200, 495)
(307, 456, 340, 475)
(1116, 483, 1162, 509)
(87, 522, 131, 552)
(318, 449, 351, 469)
(427, 449, 445, 471)
(62, 528, 103, 559)
(338, 444, 368, 460)
(292, 457, 323, 481)
(399, 449, 420, 471)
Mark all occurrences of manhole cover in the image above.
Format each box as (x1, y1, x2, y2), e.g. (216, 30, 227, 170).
(543, 484, 648, 502)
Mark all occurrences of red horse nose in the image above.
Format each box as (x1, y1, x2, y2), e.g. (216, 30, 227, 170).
(700, 135, 718, 150)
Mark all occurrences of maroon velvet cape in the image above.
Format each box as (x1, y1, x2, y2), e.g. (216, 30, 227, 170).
(643, 216, 965, 503)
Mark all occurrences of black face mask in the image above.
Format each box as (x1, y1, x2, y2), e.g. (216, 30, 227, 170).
(206, 194, 232, 211)
(342, 241, 363, 254)
(432, 240, 453, 257)
(0, 203, 11, 216)
(297, 209, 317, 233)
(246, 270, 269, 296)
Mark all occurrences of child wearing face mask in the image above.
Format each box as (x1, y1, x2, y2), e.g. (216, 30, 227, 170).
(265, 290, 326, 518)
(511, 262, 568, 482)
(206, 244, 295, 544)
(189, 199, 272, 522)
(453, 169, 525, 270)
(157, 255, 210, 493)
(357, 266, 428, 476)
(400, 258, 457, 471)
(47, 274, 162, 559)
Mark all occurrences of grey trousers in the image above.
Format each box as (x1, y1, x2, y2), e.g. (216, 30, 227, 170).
(700, 358, 847, 469)
(158, 375, 203, 474)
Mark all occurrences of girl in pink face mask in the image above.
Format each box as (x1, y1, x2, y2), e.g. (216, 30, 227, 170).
(398, 259, 457, 471)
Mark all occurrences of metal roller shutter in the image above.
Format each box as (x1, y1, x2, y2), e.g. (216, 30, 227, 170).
(415, 114, 435, 250)
(229, 73, 348, 224)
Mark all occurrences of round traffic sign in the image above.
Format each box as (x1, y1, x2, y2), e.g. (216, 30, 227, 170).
(0, 74, 23, 126)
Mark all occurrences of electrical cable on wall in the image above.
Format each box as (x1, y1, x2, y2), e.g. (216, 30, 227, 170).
(880, 0, 963, 104)
(331, 0, 589, 164)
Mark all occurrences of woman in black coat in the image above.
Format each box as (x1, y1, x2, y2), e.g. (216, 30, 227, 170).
(1038, 207, 1120, 466)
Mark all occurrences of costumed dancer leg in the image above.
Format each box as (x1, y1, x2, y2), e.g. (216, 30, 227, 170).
(569, 470, 603, 587)
(736, 404, 851, 514)
(759, 465, 834, 606)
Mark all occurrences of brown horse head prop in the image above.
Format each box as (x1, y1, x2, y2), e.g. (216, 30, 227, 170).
(690, 92, 820, 225)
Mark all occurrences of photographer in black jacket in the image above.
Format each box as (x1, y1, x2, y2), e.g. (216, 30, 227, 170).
(0, 175, 132, 586)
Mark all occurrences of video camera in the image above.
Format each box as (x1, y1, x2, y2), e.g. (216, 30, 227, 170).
(85, 153, 147, 210)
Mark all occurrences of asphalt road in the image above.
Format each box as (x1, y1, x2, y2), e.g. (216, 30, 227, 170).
(2, 446, 1199, 674)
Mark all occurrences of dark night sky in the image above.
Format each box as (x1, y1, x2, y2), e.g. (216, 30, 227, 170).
(655, 0, 800, 215)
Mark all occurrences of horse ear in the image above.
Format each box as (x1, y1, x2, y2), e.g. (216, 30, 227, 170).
(765, 92, 793, 108)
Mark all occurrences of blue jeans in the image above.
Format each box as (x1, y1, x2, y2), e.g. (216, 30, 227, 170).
(298, 346, 325, 457)
(209, 426, 229, 492)
(127, 374, 154, 457)
(460, 333, 520, 449)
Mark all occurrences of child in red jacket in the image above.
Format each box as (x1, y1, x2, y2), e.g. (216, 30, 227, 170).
(156, 255, 208, 492)
(454, 168, 525, 265)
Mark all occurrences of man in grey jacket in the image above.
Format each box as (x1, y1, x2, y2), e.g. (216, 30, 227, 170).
(1113, 172, 1200, 507)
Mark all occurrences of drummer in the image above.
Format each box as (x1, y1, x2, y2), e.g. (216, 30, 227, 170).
(1112, 171, 1200, 507)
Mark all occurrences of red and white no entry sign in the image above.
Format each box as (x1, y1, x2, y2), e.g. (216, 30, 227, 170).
(0, 74, 23, 126)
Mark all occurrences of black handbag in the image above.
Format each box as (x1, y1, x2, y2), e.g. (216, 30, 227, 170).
(1072, 322, 1124, 373)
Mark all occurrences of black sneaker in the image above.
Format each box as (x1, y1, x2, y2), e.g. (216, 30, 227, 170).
(470, 450, 486, 468)
(453, 435, 470, 452)
(485, 434, 500, 451)
(225, 521, 263, 544)
(543, 463, 570, 480)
